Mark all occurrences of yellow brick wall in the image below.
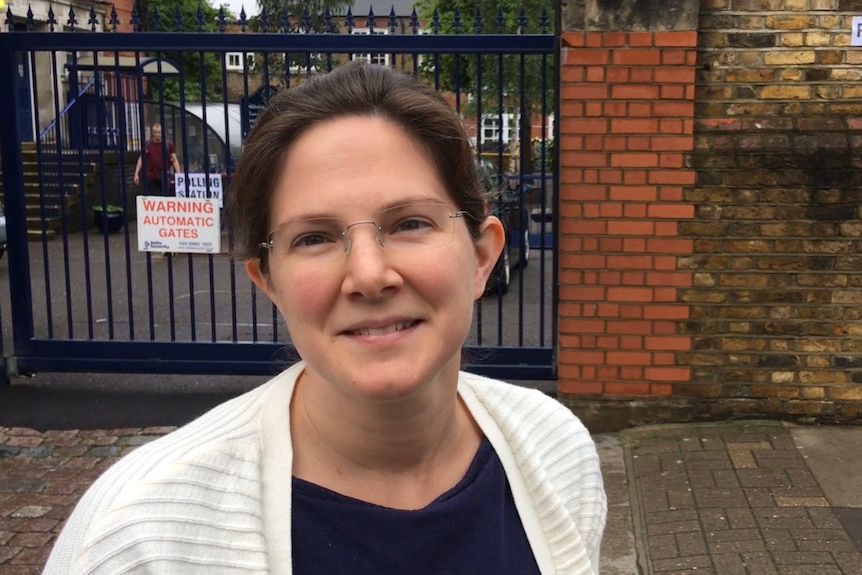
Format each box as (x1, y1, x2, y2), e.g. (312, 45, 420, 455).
(681, 0, 862, 422)
(559, 0, 862, 429)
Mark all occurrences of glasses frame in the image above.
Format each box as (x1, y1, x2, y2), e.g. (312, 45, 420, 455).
(258, 203, 474, 259)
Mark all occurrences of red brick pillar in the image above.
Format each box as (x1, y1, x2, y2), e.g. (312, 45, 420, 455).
(557, 27, 698, 401)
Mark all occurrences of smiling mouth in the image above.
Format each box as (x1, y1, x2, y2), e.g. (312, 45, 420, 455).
(350, 320, 417, 336)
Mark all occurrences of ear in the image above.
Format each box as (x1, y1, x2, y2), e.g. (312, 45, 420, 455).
(245, 258, 274, 298)
(472, 215, 506, 299)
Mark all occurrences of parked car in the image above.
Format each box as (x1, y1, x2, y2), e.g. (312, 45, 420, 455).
(478, 156, 531, 295)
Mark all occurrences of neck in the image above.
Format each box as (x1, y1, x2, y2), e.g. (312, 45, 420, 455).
(289, 364, 484, 509)
(293, 366, 467, 473)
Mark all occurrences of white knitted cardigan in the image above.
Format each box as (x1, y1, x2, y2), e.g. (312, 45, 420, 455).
(44, 362, 606, 574)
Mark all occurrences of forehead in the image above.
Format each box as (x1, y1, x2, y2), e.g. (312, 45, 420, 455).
(270, 116, 449, 219)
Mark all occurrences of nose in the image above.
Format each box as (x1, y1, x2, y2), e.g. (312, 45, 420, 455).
(342, 221, 383, 253)
(340, 224, 402, 297)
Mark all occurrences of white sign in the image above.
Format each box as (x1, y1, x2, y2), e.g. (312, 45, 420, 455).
(136, 196, 221, 254)
(853, 16, 862, 46)
(174, 173, 224, 208)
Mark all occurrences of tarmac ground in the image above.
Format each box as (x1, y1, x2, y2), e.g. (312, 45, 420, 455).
(1, 381, 861, 574)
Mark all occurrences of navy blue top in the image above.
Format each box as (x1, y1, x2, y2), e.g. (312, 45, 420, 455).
(292, 439, 541, 574)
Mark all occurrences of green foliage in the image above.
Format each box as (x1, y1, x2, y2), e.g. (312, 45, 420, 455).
(249, 0, 350, 74)
(254, 0, 350, 30)
(417, 0, 553, 169)
(416, 0, 553, 112)
(136, 0, 225, 102)
(94, 204, 124, 213)
(218, 3, 236, 19)
(531, 137, 553, 171)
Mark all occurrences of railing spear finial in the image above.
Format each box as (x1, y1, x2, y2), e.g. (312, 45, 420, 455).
(67, 6, 78, 28)
(88, 4, 99, 31)
(110, 6, 120, 32)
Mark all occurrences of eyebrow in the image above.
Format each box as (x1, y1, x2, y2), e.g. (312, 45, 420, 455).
(271, 196, 450, 229)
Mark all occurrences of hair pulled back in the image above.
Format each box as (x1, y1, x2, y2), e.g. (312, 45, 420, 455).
(225, 61, 487, 273)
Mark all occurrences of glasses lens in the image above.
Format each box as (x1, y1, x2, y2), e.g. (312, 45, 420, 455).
(271, 217, 344, 259)
(376, 203, 456, 250)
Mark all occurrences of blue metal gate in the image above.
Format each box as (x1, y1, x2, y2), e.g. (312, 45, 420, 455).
(0, 5, 557, 381)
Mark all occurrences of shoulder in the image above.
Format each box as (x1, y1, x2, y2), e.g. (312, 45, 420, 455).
(44, 367, 301, 574)
(459, 372, 606, 570)
(459, 372, 593, 445)
(458, 373, 600, 482)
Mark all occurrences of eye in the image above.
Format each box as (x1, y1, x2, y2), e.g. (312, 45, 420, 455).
(280, 218, 344, 253)
(393, 217, 434, 233)
(292, 232, 336, 249)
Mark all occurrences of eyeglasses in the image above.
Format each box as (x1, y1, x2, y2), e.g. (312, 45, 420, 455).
(260, 202, 472, 263)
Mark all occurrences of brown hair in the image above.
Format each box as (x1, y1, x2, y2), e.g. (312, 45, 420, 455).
(225, 61, 487, 274)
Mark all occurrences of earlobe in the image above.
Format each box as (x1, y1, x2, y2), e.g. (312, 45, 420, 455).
(472, 216, 506, 299)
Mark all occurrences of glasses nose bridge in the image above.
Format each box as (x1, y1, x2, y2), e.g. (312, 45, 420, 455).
(342, 220, 384, 253)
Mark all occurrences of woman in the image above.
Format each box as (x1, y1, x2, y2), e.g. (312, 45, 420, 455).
(44, 62, 605, 574)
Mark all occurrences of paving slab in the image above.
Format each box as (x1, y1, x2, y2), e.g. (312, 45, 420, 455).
(788, 426, 862, 508)
(621, 420, 862, 575)
(595, 433, 639, 575)
(787, 425, 862, 556)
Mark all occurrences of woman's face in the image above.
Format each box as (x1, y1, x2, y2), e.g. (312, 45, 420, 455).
(246, 115, 503, 401)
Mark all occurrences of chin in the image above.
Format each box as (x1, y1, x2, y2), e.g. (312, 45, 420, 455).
(345, 359, 461, 401)
(350, 371, 432, 399)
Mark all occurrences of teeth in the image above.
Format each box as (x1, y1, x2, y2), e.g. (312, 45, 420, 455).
(354, 321, 413, 336)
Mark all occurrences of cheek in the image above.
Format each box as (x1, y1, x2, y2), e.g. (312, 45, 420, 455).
(417, 248, 479, 304)
(270, 269, 336, 324)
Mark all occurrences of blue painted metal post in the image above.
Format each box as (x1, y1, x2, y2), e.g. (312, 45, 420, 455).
(0, 45, 36, 374)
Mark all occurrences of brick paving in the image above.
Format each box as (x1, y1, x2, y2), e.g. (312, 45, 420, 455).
(0, 426, 176, 575)
(1, 420, 860, 574)
(623, 421, 862, 575)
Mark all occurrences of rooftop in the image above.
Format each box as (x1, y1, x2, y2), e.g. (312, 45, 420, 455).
(349, 0, 419, 17)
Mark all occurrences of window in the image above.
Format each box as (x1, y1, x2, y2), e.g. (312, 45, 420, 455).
(481, 113, 517, 144)
(351, 28, 390, 66)
(283, 31, 323, 74)
(225, 52, 253, 71)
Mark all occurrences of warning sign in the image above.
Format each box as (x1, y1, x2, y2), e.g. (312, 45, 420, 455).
(136, 196, 221, 254)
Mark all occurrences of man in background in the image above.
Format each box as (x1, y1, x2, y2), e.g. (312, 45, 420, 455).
(133, 122, 181, 194)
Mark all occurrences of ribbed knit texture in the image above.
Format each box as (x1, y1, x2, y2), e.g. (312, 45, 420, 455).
(44, 363, 606, 574)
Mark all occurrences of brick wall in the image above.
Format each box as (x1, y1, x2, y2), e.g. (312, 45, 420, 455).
(683, 0, 862, 422)
(559, 0, 862, 429)
(558, 29, 697, 396)
(557, 1, 699, 429)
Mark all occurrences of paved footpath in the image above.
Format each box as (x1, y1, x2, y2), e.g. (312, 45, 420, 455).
(2, 420, 861, 574)
(0, 426, 178, 574)
(608, 420, 862, 575)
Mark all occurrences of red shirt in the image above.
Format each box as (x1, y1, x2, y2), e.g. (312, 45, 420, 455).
(144, 139, 176, 180)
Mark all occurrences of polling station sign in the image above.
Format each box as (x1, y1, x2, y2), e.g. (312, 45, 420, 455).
(174, 173, 224, 207)
(136, 196, 221, 254)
